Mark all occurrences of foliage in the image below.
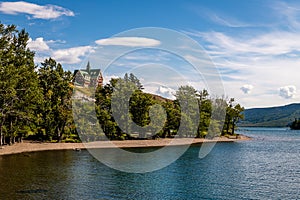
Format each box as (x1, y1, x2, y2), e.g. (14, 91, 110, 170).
(94, 76, 244, 140)
(0, 23, 41, 145)
(37, 58, 74, 142)
(222, 98, 244, 135)
(0, 22, 76, 144)
(290, 118, 300, 130)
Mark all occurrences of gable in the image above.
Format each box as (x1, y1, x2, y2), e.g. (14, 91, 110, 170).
(89, 69, 101, 78)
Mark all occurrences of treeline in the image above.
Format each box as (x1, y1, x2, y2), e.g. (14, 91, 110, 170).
(0, 23, 244, 145)
(87, 74, 244, 141)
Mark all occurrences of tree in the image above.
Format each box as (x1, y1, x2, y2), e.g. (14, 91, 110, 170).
(0, 23, 41, 145)
(290, 118, 300, 130)
(231, 103, 244, 135)
(160, 101, 180, 138)
(197, 89, 212, 138)
(95, 80, 119, 140)
(95, 73, 166, 140)
(95, 77, 128, 140)
(38, 58, 73, 142)
(174, 85, 199, 137)
(222, 98, 244, 135)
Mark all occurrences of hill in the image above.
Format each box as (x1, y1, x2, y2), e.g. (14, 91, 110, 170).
(239, 103, 300, 127)
(150, 93, 173, 103)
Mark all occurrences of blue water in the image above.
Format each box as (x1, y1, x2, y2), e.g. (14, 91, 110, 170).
(1, 127, 300, 199)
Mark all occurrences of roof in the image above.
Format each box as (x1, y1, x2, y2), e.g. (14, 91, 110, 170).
(75, 69, 100, 78)
(79, 70, 89, 75)
(76, 70, 90, 82)
(73, 62, 102, 84)
(89, 69, 101, 78)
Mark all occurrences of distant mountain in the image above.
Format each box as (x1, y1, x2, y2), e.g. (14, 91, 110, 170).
(239, 103, 300, 127)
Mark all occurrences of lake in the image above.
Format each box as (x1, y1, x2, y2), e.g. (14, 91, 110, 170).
(1, 127, 300, 199)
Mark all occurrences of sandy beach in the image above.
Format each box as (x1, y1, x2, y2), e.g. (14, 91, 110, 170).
(0, 135, 251, 156)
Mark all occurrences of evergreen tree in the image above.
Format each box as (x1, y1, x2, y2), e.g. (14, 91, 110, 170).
(222, 98, 244, 135)
(38, 58, 73, 142)
(197, 89, 212, 137)
(174, 85, 199, 137)
(0, 23, 41, 145)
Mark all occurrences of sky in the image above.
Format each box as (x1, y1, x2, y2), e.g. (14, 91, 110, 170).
(1, 0, 300, 108)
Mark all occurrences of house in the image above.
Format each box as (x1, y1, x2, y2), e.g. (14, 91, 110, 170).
(73, 62, 103, 87)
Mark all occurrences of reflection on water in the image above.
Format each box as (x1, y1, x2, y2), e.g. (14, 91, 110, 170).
(1, 128, 300, 199)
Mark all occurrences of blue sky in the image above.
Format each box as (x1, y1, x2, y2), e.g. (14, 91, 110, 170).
(1, 0, 300, 108)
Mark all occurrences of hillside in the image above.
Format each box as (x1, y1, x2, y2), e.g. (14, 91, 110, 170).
(239, 103, 300, 127)
(150, 93, 173, 103)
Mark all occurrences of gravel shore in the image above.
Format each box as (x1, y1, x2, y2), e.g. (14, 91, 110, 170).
(0, 135, 251, 156)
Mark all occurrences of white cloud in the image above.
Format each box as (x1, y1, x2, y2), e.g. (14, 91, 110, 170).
(27, 37, 50, 52)
(26, 37, 95, 65)
(207, 13, 251, 28)
(240, 84, 254, 94)
(0, 1, 74, 19)
(51, 46, 95, 64)
(184, 28, 300, 107)
(103, 75, 120, 85)
(156, 86, 175, 99)
(195, 31, 300, 57)
(33, 55, 47, 64)
(279, 85, 296, 99)
(189, 6, 252, 28)
(271, 1, 300, 30)
(95, 37, 160, 47)
(47, 39, 66, 44)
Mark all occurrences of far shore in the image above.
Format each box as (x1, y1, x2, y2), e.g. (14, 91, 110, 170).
(0, 135, 251, 156)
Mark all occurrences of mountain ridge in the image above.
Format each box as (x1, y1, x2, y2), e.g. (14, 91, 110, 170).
(239, 103, 300, 127)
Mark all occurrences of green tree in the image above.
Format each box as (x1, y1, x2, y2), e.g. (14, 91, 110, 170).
(222, 98, 244, 135)
(95, 73, 166, 140)
(0, 23, 41, 145)
(231, 103, 244, 135)
(38, 58, 73, 142)
(95, 81, 118, 140)
(160, 101, 180, 138)
(95, 78, 126, 140)
(197, 89, 212, 138)
(175, 85, 199, 137)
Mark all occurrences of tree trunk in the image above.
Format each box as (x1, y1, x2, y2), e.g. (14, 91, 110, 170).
(0, 126, 2, 146)
(1, 119, 6, 145)
(0, 120, 4, 146)
(226, 121, 230, 135)
(57, 127, 62, 143)
(232, 119, 236, 135)
(9, 119, 13, 145)
(167, 129, 171, 138)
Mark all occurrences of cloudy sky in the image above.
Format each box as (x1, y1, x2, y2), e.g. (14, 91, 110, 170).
(1, 0, 300, 108)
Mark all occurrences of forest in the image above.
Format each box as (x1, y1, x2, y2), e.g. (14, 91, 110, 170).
(0, 22, 244, 145)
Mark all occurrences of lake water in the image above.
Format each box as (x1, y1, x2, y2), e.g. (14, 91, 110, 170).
(1, 127, 300, 199)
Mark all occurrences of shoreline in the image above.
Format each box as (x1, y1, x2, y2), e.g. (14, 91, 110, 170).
(0, 135, 251, 156)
